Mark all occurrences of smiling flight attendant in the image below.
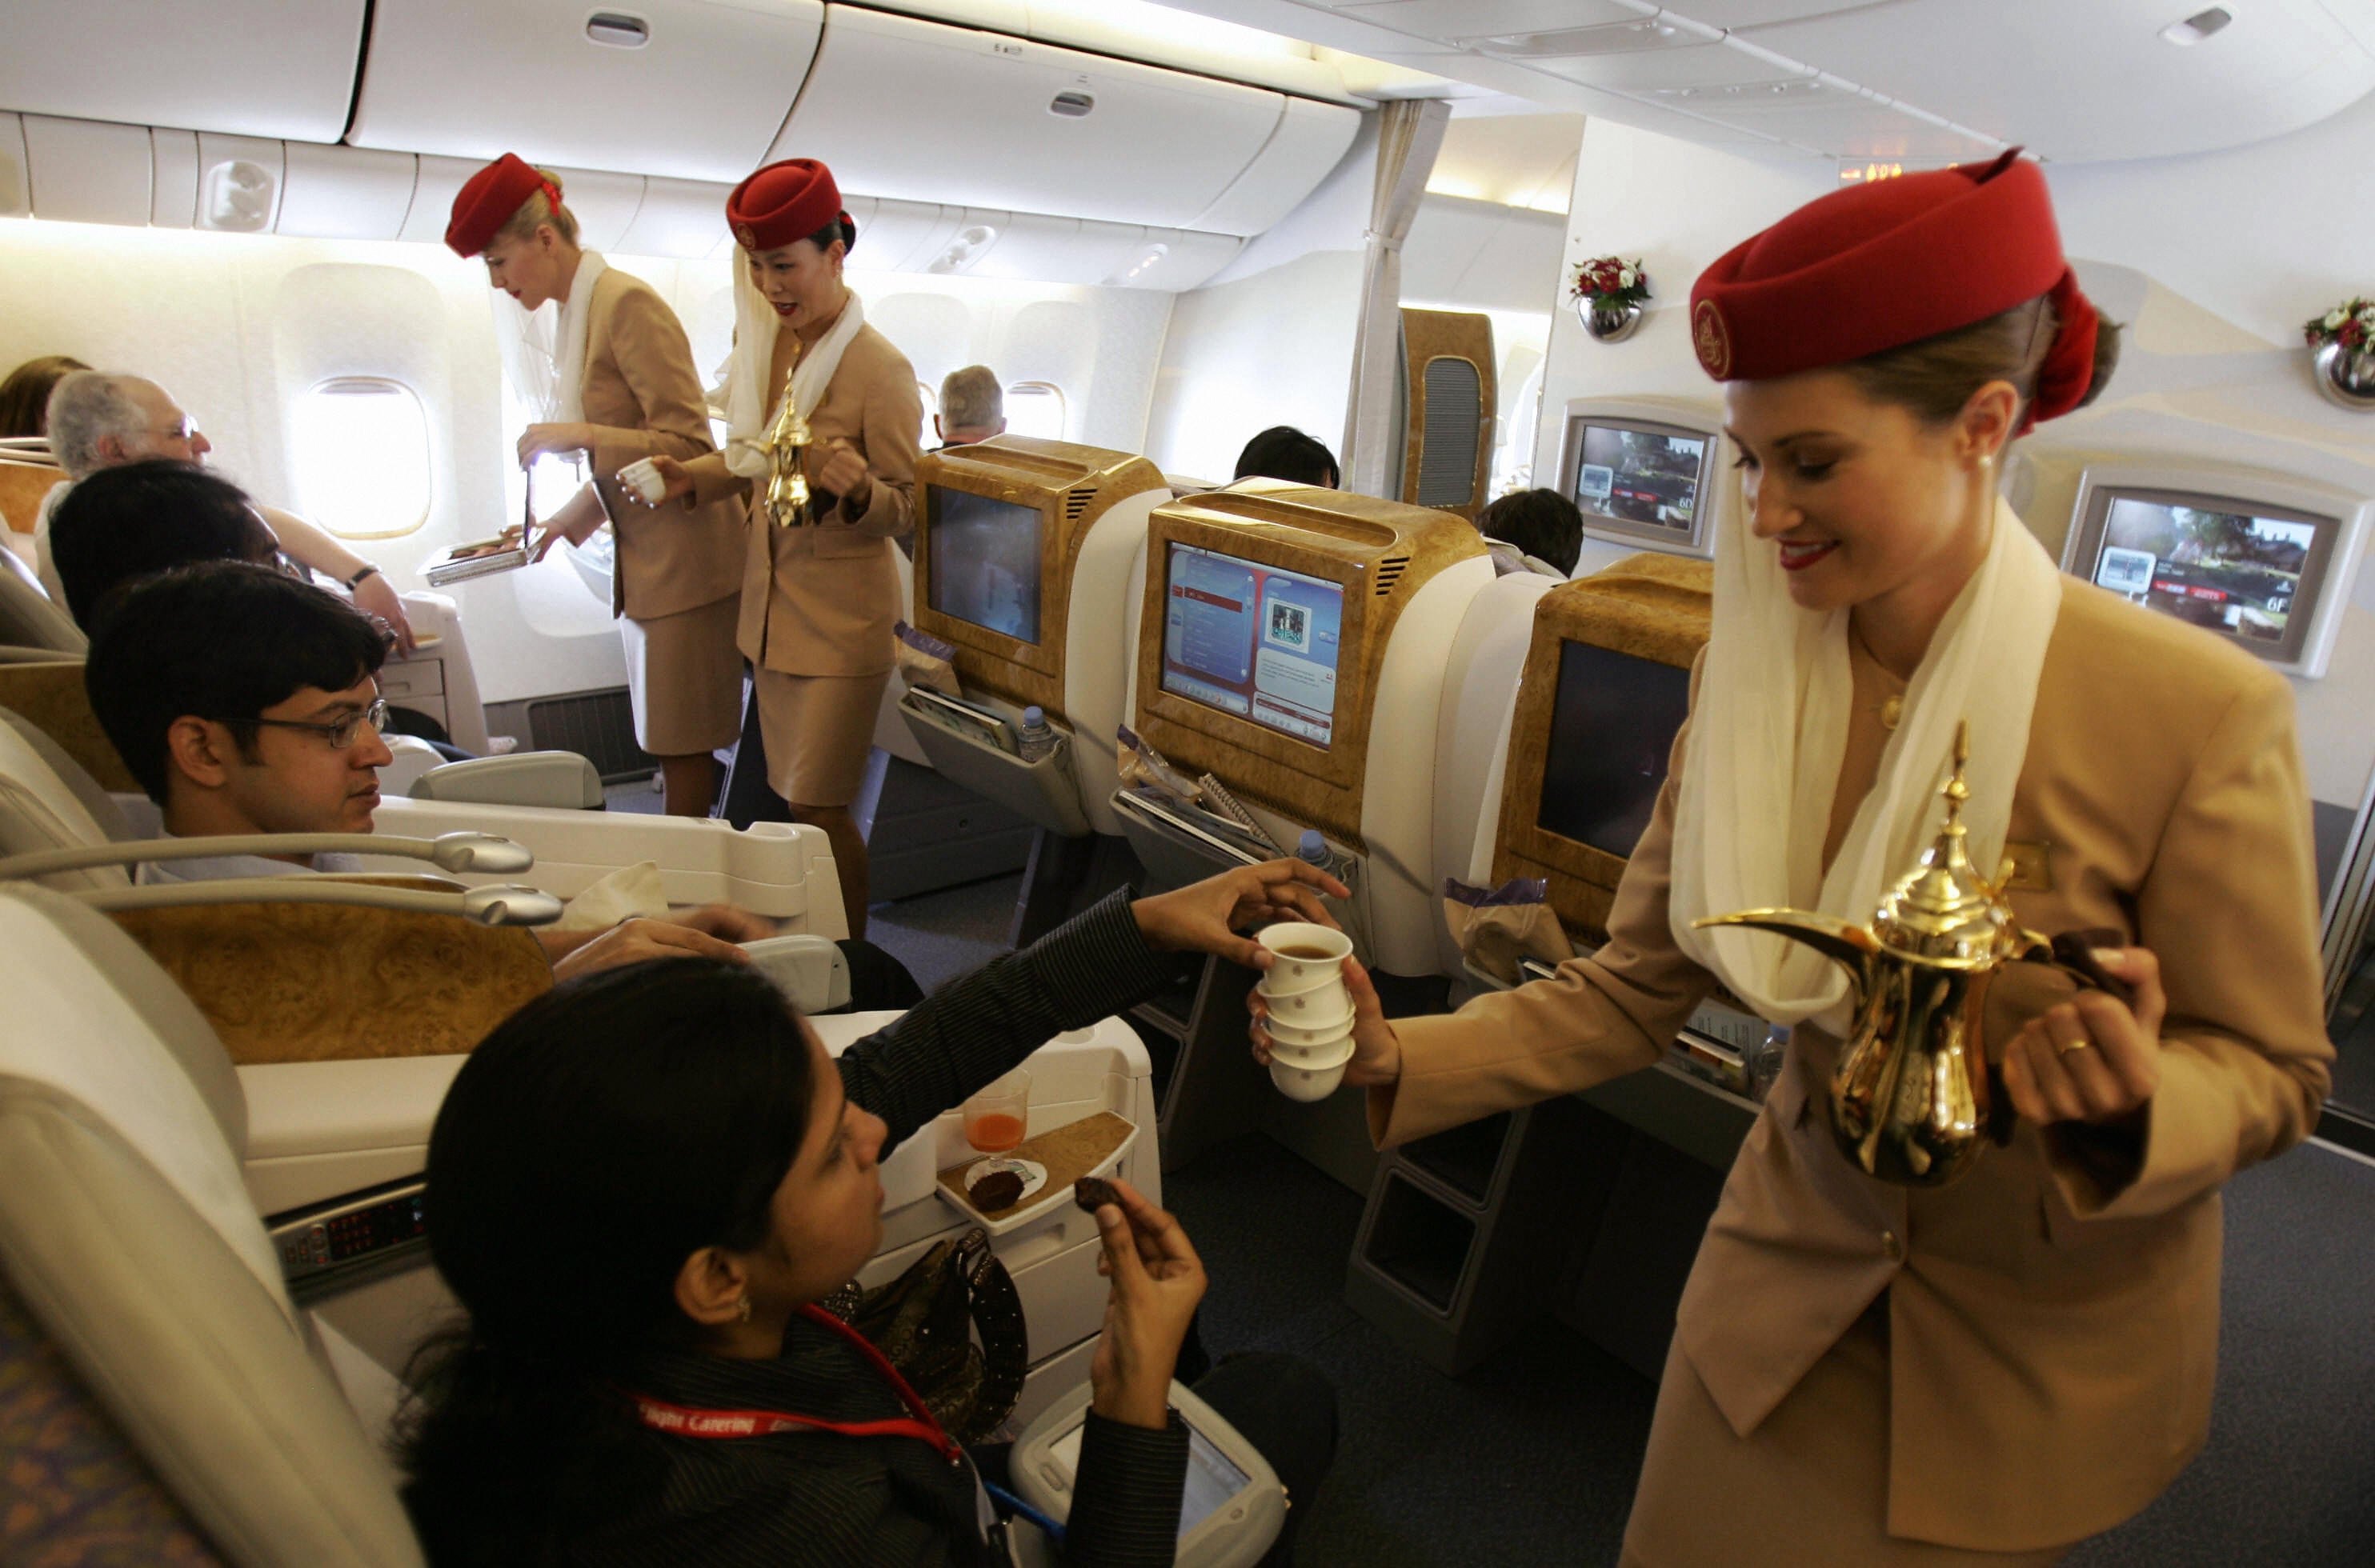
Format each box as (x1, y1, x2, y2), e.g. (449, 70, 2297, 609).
(1258, 152, 2333, 1563)
(447, 154, 745, 817)
(634, 158, 919, 938)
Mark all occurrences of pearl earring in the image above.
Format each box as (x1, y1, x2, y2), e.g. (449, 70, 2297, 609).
(736, 1296, 753, 1323)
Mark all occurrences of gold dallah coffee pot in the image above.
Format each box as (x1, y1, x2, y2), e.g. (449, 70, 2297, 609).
(1692, 723, 2122, 1188)
(763, 367, 812, 528)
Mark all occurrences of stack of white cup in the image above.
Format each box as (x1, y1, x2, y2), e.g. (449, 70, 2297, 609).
(1256, 922, 1357, 1102)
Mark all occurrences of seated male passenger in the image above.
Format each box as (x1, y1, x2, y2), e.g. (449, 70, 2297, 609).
(404, 860, 1341, 1566)
(934, 364, 1007, 447)
(1476, 487, 1584, 578)
(1232, 426, 1339, 489)
(39, 370, 416, 650)
(83, 561, 767, 976)
(47, 460, 282, 630)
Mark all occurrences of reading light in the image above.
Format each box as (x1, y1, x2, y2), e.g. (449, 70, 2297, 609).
(1838, 162, 1906, 184)
(930, 225, 998, 274)
(2159, 7, 2233, 45)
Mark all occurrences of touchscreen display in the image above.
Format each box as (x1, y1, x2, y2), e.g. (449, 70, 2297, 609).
(928, 487, 1042, 644)
(2087, 494, 2323, 651)
(1536, 639, 1694, 858)
(1160, 542, 1344, 748)
(1047, 1422, 1252, 1538)
(1572, 424, 1708, 536)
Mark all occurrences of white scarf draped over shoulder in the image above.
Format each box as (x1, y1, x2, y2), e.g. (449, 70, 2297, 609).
(491, 250, 608, 423)
(717, 257, 867, 480)
(1666, 494, 2063, 1030)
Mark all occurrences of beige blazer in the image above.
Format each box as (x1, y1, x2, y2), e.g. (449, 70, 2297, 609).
(579, 268, 745, 622)
(1376, 580, 2333, 1553)
(686, 317, 921, 679)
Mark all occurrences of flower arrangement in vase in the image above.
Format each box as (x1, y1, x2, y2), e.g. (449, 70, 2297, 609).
(1572, 256, 1651, 342)
(2303, 297, 2375, 409)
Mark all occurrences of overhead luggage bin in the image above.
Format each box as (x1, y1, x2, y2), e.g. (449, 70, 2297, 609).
(1187, 96, 1361, 237)
(0, 0, 366, 144)
(347, 0, 826, 183)
(775, 5, 1326, 234)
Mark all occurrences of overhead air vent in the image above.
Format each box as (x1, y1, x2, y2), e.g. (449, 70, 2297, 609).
(587, 13, 652, 49)
(928, 224, 999, 273)
(1373, 556, 1410, 597)
(1415, 356, 1484, 510)
(1048, 90, 1096, 118)
(2161, 8, 2233, 46)
(1065, 487, 1095, 522)
(1470, 16, 1708, 59)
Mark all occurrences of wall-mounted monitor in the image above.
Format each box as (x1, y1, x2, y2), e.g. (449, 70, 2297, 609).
(1556, 398, 1725, 559)
(914, 436, 1167, 714)
(2061, 462, 2374, 679)
(1493, 553, 1714, 942)
(1134, 479, 1488, 850)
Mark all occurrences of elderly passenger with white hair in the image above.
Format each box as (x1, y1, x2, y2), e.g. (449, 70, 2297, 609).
(933, 364, 1006, 448)
(38, 370, 415, 650)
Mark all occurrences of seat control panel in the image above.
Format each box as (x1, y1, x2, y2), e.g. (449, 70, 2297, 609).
(267, 1178, 427, 1282)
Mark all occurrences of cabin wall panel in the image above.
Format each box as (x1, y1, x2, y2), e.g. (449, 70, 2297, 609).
(1533, 114, 2375, 833)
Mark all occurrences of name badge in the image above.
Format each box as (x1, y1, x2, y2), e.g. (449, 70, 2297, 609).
(1997, 841, 2053, 893)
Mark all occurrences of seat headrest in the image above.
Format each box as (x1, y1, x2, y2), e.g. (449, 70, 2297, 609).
(0, 706, 127, 890)
(0, 560, 83, 654)
(0, 885, 268, 1304)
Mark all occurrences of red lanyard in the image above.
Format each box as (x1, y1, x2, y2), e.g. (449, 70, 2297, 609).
(627, 1305, 963, 1466)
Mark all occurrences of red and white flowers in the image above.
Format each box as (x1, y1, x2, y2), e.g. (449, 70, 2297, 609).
(1571, 256, 1652, 311)
(2302, 297, 2375, 351)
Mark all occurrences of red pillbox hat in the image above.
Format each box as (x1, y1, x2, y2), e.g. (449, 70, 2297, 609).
(727, 158, 851, 254)
(445, 154, 561, 258)
(1689, 150, 2097, 426)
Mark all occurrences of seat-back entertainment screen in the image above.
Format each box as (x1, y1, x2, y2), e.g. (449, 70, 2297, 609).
(2076, 490, 2336, 662)
(927, 487, 1042, 645)
(1536, 638, 1694, 858)
(1572, 423, 1710, 542)
(1160, 542, 1344, 748)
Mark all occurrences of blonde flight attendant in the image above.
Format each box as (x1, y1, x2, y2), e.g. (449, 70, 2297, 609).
(447, 154, 745, 816)
(634, 159, 919, 937)
(1257, 154, 2333, 1563)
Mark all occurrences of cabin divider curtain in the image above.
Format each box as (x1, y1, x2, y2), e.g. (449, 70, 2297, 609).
(1340, 98, 1451, 500)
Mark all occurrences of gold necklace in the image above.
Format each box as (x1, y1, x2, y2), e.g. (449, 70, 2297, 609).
(1848, 626, 1907, 731)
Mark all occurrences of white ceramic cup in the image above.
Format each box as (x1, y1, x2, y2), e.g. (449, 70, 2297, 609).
(619, 458, 669, 506)
(1257, 922, 1352, 991)
(1269, 1034, 1356, 1102)
(1260, 975, 1352, 1019)
(1264, 1010, 1355, 1050)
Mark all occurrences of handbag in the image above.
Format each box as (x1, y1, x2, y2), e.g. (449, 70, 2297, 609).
(818, 1226, 1028, 1443)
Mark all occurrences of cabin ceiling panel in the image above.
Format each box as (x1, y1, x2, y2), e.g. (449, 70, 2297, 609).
(0, 2, 366, 143)
(616, 178, 739, 261)
(346, 0, 825, 183)
(775, 6, 1292, 230)
(277, 146, 421, 242)
(1188, 96, 1363, 234)
(20, 116, 153, 227)
(1181, 0, 2375, 162)
(0, 116, 27, 218)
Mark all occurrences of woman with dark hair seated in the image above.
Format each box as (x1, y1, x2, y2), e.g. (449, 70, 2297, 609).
(403, 866, 1342, 1566)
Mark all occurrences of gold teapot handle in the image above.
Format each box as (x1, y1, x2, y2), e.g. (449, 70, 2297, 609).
(1986, 926, 2135, 1144)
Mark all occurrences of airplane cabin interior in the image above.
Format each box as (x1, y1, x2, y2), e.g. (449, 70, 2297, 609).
(2, 2, 2373, 1564)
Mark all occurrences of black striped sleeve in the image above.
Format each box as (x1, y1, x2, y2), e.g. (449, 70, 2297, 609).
(835, 890, 1185, 1149)
(1062, 1410, 1191, 1567)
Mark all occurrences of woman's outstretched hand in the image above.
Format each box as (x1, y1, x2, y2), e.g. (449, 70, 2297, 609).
(1250, 954, 1403, 1087)
(1130, 858, 1348, 970)
(623, 454, 693, 507)
(2002, 946, 2165, 1126)
(1087, 1178, 1207, 1430)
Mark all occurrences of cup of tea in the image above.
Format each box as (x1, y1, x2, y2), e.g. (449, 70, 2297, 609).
(1269, 1034, 1356, 1102)
(1257, 923, 1352, 993)
(962, 1069, 1031, 1156)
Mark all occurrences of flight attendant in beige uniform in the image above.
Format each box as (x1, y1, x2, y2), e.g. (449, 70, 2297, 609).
(633, 158, 919, 936)
(1258, 154, 2333, 1563)
(446, 154, 744, 817)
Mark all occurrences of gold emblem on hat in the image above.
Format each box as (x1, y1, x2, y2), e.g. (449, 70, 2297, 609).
(735, 224, 759, 250)
(1693, 300, 1732, 378)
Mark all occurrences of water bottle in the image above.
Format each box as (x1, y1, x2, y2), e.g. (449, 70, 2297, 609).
(1015, 706, 1058, 763)
(1296, 829, 1332, 870)
(1747, 1024, 1789, 1106)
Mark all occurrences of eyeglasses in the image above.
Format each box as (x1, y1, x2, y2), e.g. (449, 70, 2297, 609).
(234, 697, 390, 751)
(149, 415, 200, 442)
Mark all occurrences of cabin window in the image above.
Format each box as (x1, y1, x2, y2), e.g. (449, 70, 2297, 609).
(291, 377, 431, 540)
(918, 380, 939, 447)
(1004, 381, 1066, 442)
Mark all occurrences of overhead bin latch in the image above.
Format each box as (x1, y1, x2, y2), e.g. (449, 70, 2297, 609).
(587, 12, 651, 50)
(1048, 91, 1096, 118)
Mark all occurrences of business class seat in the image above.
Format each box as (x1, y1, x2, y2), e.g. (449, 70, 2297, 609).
(0, 545, 84, 654)
(0, 882, 427, 1566)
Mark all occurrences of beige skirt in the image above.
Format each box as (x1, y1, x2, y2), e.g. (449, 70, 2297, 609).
(620, 594, 743, 758)
(1621, 1313, 2072, 1568)
(751, 665, 891, 809)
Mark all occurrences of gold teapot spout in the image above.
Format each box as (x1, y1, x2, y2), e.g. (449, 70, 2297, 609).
(1691, 907, 1880, 994)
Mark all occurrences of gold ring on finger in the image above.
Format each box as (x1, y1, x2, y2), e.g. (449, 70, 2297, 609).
(2053, 1037, 2092, 1056)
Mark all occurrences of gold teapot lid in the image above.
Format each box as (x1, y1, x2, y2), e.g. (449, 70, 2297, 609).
(1869, 722, 2014, 966)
